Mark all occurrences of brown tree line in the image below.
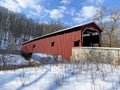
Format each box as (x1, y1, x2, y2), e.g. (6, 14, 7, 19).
(0, 6, 65, 49)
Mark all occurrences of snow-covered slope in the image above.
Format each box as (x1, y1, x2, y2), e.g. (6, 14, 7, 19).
(0, 54, 28, 66)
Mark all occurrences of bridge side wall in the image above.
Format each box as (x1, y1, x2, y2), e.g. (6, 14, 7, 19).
(71, 47, 120, 65)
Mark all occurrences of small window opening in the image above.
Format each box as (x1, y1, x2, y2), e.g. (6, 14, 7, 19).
(74, 40, 80, 47)
(33, 45, 36, 48)
(51, 42, 55, 47)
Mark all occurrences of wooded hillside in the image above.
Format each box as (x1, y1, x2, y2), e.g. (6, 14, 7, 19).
(0, 6, 65, 49)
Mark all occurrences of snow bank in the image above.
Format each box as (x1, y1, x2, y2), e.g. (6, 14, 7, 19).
(31, 53, 63, 63)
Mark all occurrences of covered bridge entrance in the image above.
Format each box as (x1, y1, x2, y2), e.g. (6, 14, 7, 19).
(82, 28, 100, 47)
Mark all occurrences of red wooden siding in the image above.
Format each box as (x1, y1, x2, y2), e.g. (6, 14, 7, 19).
(22, 22, 102, 60)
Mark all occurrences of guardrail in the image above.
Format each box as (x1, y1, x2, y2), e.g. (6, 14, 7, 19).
(0, 49, 21, 54)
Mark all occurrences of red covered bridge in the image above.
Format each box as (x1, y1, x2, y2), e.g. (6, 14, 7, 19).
(21, 22, 102, 60)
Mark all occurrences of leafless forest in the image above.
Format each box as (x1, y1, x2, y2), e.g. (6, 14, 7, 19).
(0, 6, 65, 49)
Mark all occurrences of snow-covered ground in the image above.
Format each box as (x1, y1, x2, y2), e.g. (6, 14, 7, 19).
(31, 53, 62, 63)
(0, 62, 120, 90)
(0, 54, 28, 66)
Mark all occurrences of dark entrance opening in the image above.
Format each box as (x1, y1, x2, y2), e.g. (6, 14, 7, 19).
(82, 29, 100, 47)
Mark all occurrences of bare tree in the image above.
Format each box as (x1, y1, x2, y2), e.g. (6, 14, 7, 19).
(93, 7, 120, 47)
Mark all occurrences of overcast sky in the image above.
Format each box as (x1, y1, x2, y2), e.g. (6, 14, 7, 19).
(0, 0, 120, 26)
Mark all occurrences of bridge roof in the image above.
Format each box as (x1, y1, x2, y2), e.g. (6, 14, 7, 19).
(22, 22, 102, 45)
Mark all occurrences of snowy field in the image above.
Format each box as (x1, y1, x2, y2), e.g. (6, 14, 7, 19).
(0, 61, 120, 90)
